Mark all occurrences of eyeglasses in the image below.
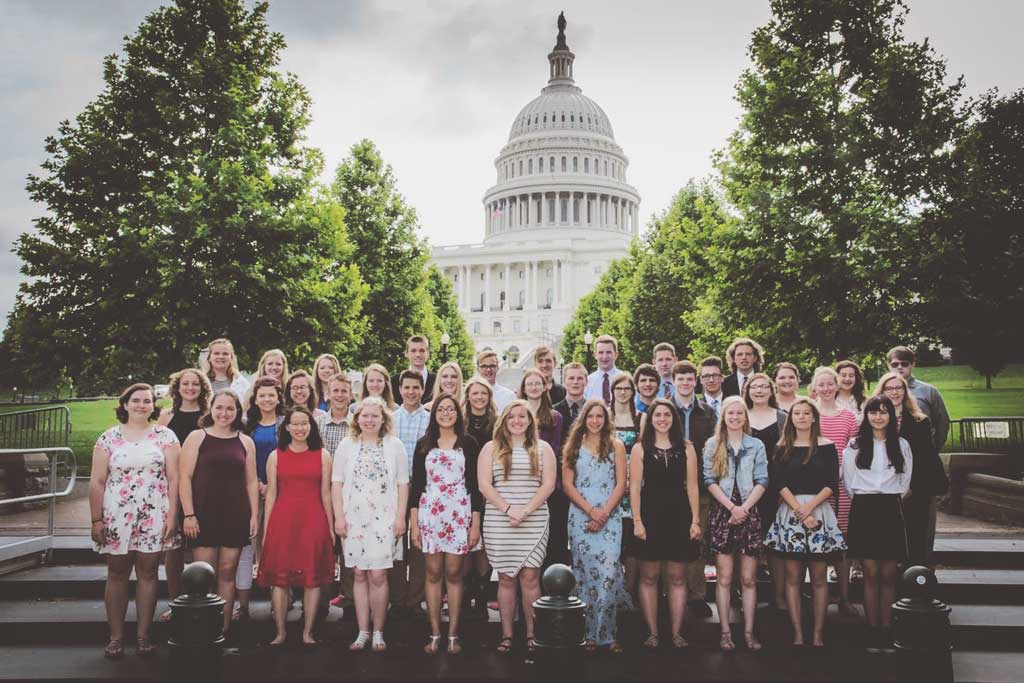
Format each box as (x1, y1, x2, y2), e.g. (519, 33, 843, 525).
(700, 373, 722, 381)
(478, 364, 498, 371)
(889, 361, 911, 368)
(613, 386, 633, 392)
(748, 384, 772, 391)
(883, 386, 905, 394)
(435, 406, 458, 415)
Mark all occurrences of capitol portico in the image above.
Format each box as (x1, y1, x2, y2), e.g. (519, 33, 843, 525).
(431, 13, 640, 363)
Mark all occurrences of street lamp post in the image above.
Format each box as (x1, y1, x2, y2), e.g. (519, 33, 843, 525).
(440, 331, 451, 364)
(583, 330, 594, 373)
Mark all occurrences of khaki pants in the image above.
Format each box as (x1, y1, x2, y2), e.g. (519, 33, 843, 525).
(685, 492, 712, 600)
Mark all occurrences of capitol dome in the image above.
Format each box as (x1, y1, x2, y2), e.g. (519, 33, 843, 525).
(482, 13, 640, 246)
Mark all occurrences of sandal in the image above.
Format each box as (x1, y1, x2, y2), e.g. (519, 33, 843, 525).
(720, 631, 736, 652)
(609, 641, 624, 655)
(448, 636, 463, 655)
(371, 630, 387, 652)
(424, 634, 441, 655)
(232, 606, 249, 622)
(671, 633, 689, 649)
(157, 609, 173, 623)
(350, 631, 371, 651)
(744, 632, 763, 651)
(642, 633, 659, 649)
(526, 637, 537, 653)
(103, 639, 124, 660)
(496, 637, 514, 654)
(135, 637, 156, 657)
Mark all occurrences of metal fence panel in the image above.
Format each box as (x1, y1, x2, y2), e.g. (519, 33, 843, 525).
(0, 407, 71, 451)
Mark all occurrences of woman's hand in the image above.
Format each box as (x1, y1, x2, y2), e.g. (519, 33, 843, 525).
(259, 483, 268, 498)
(730, 505, 748, 525)
(794, 503, 812, 522)
(633, 519, 646, 541)
(690, 521, 702, 541)
(586, 520, 601, 533)
(249, 515, 258, 539)
(508, 505, 528, 525)
(802, 515, 821, 530)
(588, 505, 609, 525)
(163, 517, 178, 543)
(91, 521, 105, 546)
(183, 516, 200, 540)
(335, 516, 348, 539)
(393, 516, 406, 538)
(468, 523, 481, 550)
(410, 525, 422, 549)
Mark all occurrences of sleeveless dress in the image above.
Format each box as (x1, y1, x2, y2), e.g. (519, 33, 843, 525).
(415, 448, 473, 554)
(751, 421, 781, 538)
(257, 449, 334, 587)
(483, 446, 550, 576)
(634, 445, 698, 562)
(568, 446, 628, 645)
(615, 425, 640, 558)
(188, 431, 251, 548)
(166, 410, 201, 445)
(95, 426, 179, 554)
(819, 410, 859, 534)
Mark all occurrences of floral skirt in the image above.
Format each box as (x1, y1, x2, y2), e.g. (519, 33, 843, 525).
(765, 494, 846, 559)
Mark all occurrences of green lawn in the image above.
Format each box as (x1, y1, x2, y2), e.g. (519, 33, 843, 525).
(3, 364, 1023, 469)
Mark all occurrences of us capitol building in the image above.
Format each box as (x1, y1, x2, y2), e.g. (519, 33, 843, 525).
(431, 14, 640, 364)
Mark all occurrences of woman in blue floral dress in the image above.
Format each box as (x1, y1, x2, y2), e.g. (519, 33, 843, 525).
(562, 400, 628, 653)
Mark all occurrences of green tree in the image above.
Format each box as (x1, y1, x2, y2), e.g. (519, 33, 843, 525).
(425, 265, 475, 374)
(331, 140, 435, 374)
(716, 0, 965, 364)
(923, 88, 1024, 388)
(8, 0, 365, 393)
(561, 255, 636, 368)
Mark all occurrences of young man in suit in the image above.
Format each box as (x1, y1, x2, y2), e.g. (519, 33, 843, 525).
(390, 335, 436, 403)
(533, 345, 566, 405)
(722, 337, 764, 398)
(549, 361, 588, 567)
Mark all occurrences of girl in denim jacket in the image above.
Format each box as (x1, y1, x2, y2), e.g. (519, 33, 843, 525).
(702, 396, 769, 651)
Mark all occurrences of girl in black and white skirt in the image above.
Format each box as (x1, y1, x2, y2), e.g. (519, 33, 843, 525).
(842, 395, 913, 651)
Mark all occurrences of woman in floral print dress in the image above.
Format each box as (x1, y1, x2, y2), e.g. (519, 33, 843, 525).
(562, 399, 628, 653)
(89, 383, 180, 659)
(409, 393, 482, 654)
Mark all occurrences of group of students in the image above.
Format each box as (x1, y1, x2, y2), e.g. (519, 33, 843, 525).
(87, 334, 950, 659)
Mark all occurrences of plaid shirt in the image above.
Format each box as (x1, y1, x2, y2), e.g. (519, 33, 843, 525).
(393, 404, 430, 471)
(316, 410, 351, 458)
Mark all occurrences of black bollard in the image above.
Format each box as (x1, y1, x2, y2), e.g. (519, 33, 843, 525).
(532, 564, 586, 682)
(892, 566, 953, 683)
(167, 561, 226, 681)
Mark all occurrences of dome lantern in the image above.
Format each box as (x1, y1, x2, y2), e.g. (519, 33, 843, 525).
(548, 12, 575, 85)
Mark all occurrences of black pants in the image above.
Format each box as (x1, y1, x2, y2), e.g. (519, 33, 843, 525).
(543, 490, 571, 570)
(903, 494, 936, 567)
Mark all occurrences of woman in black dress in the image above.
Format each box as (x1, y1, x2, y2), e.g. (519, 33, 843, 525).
(156, 368, 211, 620)
(462, 377, 498, 620)
(629, 399, 701, 649)
(742, 373, 788, 610)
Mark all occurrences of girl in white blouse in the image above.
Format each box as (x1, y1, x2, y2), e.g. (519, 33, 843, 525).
(842, 395, 912, 651)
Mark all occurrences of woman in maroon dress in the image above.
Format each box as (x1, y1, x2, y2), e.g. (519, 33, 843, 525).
(257, 406, 335, 646)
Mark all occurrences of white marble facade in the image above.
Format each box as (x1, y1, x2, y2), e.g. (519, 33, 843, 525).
(431, 14, 640, 364)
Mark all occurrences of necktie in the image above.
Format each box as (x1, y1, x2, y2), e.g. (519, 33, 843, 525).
(570, 402, 580, 422)
(711, 398, 720, 417)
(663, 381, 672, 397)
(602, 373, 611, 404)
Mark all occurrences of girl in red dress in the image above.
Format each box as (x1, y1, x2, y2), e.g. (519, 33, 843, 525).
(257, 406, 335, 646)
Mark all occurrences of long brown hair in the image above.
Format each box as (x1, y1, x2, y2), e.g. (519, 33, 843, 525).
(564, 399, 614, 470)
(776, 397, 822, 465)
(360, 363, 396, 409)
(741, 372, 777, 409)
(463, 376, 497, 425)
(284, 369, 318, 413)
(709, 395, 751, 479)
(492, 399, 540, 480)
(167, 368, 212, 414)
(519, 368, 556, 429)
(609, 373, 639, 426)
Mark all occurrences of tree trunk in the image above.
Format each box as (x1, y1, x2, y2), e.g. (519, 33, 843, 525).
(986, 373, 992, 390)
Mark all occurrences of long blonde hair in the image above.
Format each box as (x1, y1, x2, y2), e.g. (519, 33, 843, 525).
(563, 399, 613, 470)
(255, 349, 290, 381)
(462, 376, 497, 424)
(312, 353, 341, 404)
(710, 395, 751, 479)
(201, 338, 241, 381)
(873, 371, 926, 422)
(492, 399, 540, 481)
(433, 361, 465, 404)
(360, 363, 396, 409)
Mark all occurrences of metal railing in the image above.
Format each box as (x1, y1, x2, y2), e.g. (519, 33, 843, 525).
(0, 447, 78, 544)
(0, 406, 71, 450)
(946, 417, 1024, 478)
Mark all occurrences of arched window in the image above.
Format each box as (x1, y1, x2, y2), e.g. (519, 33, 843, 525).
(604, 160, 608, 176)
(518, 290, 525, 307)
(499, 291, 506, 308)
(584, 158, 590, 174)
(561, 113, 565, 122)
(493, 320, 502, 334)
(539, 157, 544, 172)
(518, 160, 523, 176)
(543, 114, 547, 123)
(561, 156, 567, 172)
(550, 156, 555, 171)
(573, 157, 578, 172)
(528, 159, 533, 174)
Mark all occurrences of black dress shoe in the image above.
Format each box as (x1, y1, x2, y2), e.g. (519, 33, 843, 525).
(688, 600, 713, 618)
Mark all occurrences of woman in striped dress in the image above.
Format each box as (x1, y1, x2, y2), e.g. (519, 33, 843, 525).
(478, 400, 557, 654)
(812, 367, 859, 614)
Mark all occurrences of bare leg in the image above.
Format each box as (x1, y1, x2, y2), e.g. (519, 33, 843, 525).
(424, 553, 444, 636)
(770, 555, 787, 608)
(352, 569, 370, 634)
(862, 560, 880, 628)
(879, 561, 898, 628)
(784, 560, 805, 645)
(445, 554, 465, 638)
(624, 556, 638, 603)
(133, 552, 161, 642)
(838, 557, 852, 611)
(637, 561, 661, 637)
(715, 553, 734, 635)
(519, 568, 541, 640)
(302, 587, 321, 643)
(809, 561, 828, 646)
(105, 553, 135, 643)
(368, 569, 389, 633)
(270, 587, 289, 644)
(497, 573, 517, 640)
(740, 555, 759, 635)
(165, 547, 184, 600)
(666, 561, 688, 637)
(214, 547, 242, 635)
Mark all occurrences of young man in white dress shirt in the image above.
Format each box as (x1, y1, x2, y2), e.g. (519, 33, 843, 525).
(476, 350, 516, 412)
(583, 334, 623, 404)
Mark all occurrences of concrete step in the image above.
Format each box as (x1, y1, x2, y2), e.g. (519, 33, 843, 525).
(0, 642, 1012, 682)
(932, 537, 1024, 569)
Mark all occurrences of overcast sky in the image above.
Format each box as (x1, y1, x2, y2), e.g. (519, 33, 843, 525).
(2, 0, 1022, 327)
